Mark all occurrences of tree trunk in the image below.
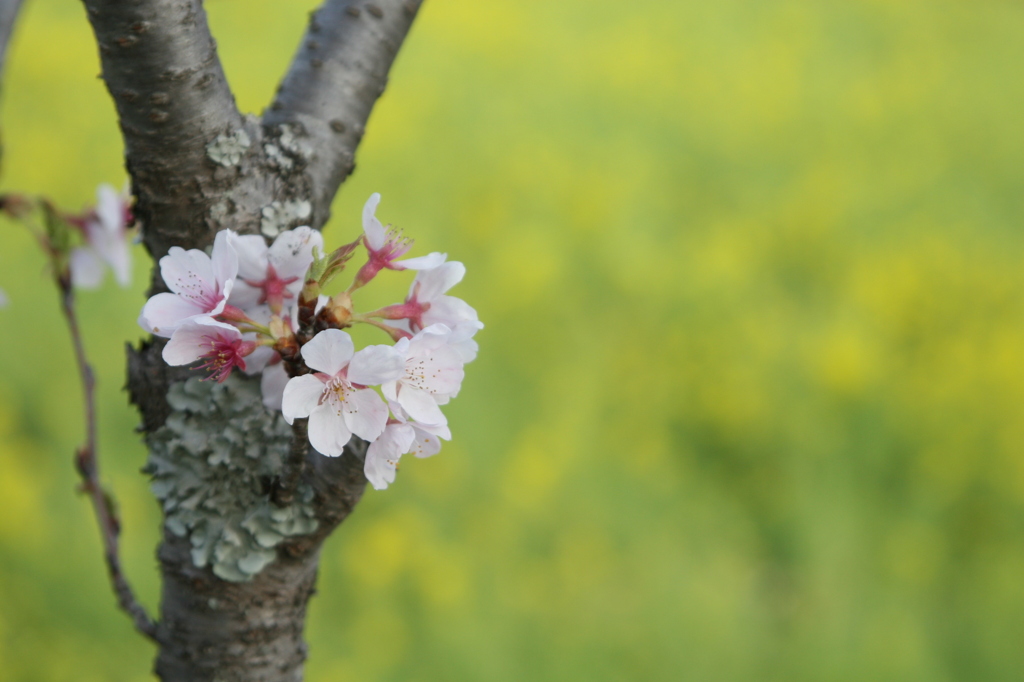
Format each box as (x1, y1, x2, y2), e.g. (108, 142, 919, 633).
(72, 0, 425, 678)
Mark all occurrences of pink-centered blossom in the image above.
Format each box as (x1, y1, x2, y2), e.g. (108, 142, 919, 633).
(139, 231, 238, 337)
(162, 317, 258, 383)
(70, 184, 132, 289)
(229, 227, 323, 312)
(381, 324, 465, 426)
(376, 261, 483, 353)
(281, 329, 404, 456)
(352, 193, 445, 288)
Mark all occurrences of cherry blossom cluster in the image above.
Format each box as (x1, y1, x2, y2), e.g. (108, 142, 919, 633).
(1, 183, 134, 301)
(137, 194, 481, 490)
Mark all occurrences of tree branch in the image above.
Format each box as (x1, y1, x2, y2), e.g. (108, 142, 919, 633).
(79, 0, 243, 258)
(264, 0, 424, 226)
(60, 279, 158, 642)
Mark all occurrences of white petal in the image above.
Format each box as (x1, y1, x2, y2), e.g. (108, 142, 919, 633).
(408, 324, 452, 354)
(270, 226, 323, 281)
(381, 380, 398, 403)
(408, 424, 444, 458)
(162, 318, 239, 365)
(415, 346, 465, 398)
(160, 246, 215, 297)
(342, 388, 389, 441)
(348, 344, 405, 386)
(261, 363, 289, 411)
(227, 280, 263, 310)
(211, 230, 240, 289)
(105, 238, 132, 287)
(95, 184, 125, 233)
(397, 385, 447, 426)
(300, 329, 354, 375)
(139, 292, 205, 337)
(422, 295, 479, 329)
(70, 247, 105, 289)
(451, 337, 479, 363)
(394, 251, 447, 271)
(362, 193, 386, 251)
(230, 233, 269, 281)
(364, 423, 415, 490)
(411, 261, 465, 302)
(281, 374, 326, 424)
(308, 404, 352, 457)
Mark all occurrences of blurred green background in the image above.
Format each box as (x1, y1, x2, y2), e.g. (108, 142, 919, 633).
(3, 0, 1024, 679)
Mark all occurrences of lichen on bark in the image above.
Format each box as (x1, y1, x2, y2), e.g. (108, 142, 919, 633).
(145, 375, 318, 582)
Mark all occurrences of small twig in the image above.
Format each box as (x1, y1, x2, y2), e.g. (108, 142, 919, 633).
(58, 276, 159, 642)
(273, 420, 310, 507)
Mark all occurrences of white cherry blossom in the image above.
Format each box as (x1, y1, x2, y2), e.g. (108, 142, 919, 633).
(228, 226, 323, 312)
(407, 260, 481, 332)
(281, 329, 404, 456)
(70, 183, 132, 289)
(381, 324, 464, 425)
(162, 317, 258, 382)
(139, 231, 238, 337)
(364, 405, 451, 490)
(361, 193, 445, 272)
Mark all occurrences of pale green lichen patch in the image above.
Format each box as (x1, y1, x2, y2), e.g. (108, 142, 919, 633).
(206, 129, 251, 167)
(145, 375, 318, 582)
(260, 199, 312, 238)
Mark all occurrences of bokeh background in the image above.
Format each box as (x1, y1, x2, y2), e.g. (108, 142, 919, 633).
(3, 0, 1024, 679)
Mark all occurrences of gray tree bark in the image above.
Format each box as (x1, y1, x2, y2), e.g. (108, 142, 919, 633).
(74, 1, 425, 679)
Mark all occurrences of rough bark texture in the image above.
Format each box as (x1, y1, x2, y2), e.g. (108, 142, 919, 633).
(74, 0, 426, 679)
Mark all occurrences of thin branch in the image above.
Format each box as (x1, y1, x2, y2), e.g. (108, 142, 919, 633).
(59, 278, 158, 642)
(264, 0, 425, 226)
(79, 0, 243, 258)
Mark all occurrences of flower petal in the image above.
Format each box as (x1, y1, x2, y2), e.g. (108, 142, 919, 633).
(300, 328, 354, 375)
(308, 403, 352, 457)
(261, 363, 289, 411)
(422, 295, 479, 329)
(162, 317, 239, 366)
(397, 385, 447, 426)
(411, 261, 465, 302)
(211, 230, 240, 289)
(342, 388, 389, 441)
(139, 292, 205, 337)
(160, 246, 215, 298)
(70, 247, 106, 289)
(364, 423, 415, 490)
(281, 374, 326, 424)
(230, 233, 269, 281)
(362, 193, 385, 251)
(394, 251, 447, 271)
(270, 226, 323, 281)
(95, 184, 124, 233)
(348, 344, 405, 386)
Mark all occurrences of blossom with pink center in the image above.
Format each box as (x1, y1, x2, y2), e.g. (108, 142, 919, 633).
(351, 193, 445, 289)
(381, 324, 465, 426)
(162, 317, 258, 383)
(281, 329, 405, 456)
(229, 227, 323, 313)
(375, 260, 483, 352)
(364, 405, 451, 490)
(70, 183, 133, 289)
(139, 230, 238, 337)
